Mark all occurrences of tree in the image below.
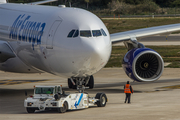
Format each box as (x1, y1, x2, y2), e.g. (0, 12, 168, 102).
(85, 0, 89, 9)
(124, 0, 142, 5)
(172, 0, 180, 7)
(153, 0, 175, 7)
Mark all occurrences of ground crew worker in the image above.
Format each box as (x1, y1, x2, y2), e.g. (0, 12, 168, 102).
(46, 88, 51, 94)
(124, 81, 133, 104)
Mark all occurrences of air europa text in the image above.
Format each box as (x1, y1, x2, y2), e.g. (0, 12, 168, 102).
(9, 14, 46, 46)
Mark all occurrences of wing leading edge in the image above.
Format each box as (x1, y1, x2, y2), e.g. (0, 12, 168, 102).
(110, 23, 180, 43)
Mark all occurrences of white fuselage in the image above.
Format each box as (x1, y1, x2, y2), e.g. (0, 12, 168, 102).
(0, 3, 112, 78)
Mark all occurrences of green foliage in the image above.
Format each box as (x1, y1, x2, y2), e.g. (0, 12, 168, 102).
(9, 0, 180, 15)
(153, 0, 175, 7)
(172, 0, 180, 7)
(146, 46, 180, 57)
(166, 61, 180, 68)
(102, 18, 180, 34)
(124, 0, 142, 5)
(107, 0, 160, 15)
(85, 0, 89, 2)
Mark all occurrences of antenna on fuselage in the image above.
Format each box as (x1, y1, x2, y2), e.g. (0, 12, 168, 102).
(0, 0, 7, 3)
(58, 5, 66, 8)
(69, 2, 71, 7)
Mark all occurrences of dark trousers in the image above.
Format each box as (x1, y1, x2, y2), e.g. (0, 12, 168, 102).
(125, 93, 131, 103)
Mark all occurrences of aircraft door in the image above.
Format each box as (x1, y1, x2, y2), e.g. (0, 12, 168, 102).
(46, 20, 62, 49)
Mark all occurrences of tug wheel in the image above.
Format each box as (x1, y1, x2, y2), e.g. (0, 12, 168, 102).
(58, 101, 68, 113)
(26, 108, 35, 113)
(95, 93, 107, 107)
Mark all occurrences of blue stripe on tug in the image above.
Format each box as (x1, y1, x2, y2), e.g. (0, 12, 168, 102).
(74, 93, 83, 109)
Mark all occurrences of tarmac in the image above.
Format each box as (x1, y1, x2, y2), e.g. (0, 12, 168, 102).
(0, 68, 180, 120)
(1, 35, 180, 120)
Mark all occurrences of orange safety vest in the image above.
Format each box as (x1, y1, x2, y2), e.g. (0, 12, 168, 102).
(124, 84, 132, 93)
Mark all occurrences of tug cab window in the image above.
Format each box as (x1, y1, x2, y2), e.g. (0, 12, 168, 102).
(80, 30, 92, 37)
(35, 87, 54, 94)
(92, 30, 102, 37)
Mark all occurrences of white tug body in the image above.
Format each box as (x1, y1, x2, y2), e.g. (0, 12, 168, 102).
(24, 85, 107, 113)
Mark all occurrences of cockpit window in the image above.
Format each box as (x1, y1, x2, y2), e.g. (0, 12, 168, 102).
(73, 30, 79, 37)
(67, 30, 75, 37)
(68, 29, 106, 38)
(80, 30, 92, 37)
(92, 30, 102, 37)
(101, 29, 107, 36)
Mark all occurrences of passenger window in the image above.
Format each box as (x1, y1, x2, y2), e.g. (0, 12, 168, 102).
(101, 29, 107, 36)
(73, 30, 79, 37)
(80, 30, 92, 37)
(67, 30, 75, 37)
(55, 86, 57, 93)
(92, 30, 102, 37)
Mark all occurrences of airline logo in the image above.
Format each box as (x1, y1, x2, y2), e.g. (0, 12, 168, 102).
(74, 93, 83, 109)
(9, 14, 46, 48)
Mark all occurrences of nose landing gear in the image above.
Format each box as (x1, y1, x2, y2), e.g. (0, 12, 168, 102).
(68, 75, 94, 92)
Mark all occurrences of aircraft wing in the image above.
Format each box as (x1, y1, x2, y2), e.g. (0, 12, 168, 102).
(27, 0, 57, 5)
(110, 23, 180, 43)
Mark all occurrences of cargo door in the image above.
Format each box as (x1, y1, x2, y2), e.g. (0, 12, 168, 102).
(46, 20, 61, 49)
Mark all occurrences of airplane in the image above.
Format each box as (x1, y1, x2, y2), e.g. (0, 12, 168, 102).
(1, 0, 180, 92)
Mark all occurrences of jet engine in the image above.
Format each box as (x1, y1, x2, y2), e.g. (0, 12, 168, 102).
(122, 48, 164, 82)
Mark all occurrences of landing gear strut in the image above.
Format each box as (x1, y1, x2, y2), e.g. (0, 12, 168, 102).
(68, 75, 94, 92)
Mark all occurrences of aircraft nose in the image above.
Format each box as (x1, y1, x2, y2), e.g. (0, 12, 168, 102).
(80, 37, 111, 72)
(48, 36, 111, 77)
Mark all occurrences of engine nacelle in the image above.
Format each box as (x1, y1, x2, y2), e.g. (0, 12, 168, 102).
(122, 48, 164, 82)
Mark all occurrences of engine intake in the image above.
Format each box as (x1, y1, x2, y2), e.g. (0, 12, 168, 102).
(122, 48, 164, 82)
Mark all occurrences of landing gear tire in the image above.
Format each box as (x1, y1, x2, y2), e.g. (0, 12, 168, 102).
(68, 76, 94, 91)
(68, 78, 76, 89)
(68, 78, 72, 88)
(26, 108, 35, 113)
(72, 84, 77, 89)
(58, 101, 68, 113)
(88, 75, 94, 89)
(95, 93, 107, 107)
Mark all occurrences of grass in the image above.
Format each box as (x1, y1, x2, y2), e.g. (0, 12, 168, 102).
(102, 17, 180, 34)
(163, 85, 180, 89)
(165, 61, 180, 68)
(105, 46, 180, 68)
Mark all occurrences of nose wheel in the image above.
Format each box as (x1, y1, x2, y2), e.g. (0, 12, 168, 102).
(68, 75, 94, 92)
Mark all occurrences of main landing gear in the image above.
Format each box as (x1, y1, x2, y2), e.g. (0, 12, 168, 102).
(68, 75, 94, 93)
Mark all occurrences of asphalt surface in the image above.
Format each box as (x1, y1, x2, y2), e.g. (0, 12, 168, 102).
(0, 68, 180, 120)
(1, 35, 180, 119)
